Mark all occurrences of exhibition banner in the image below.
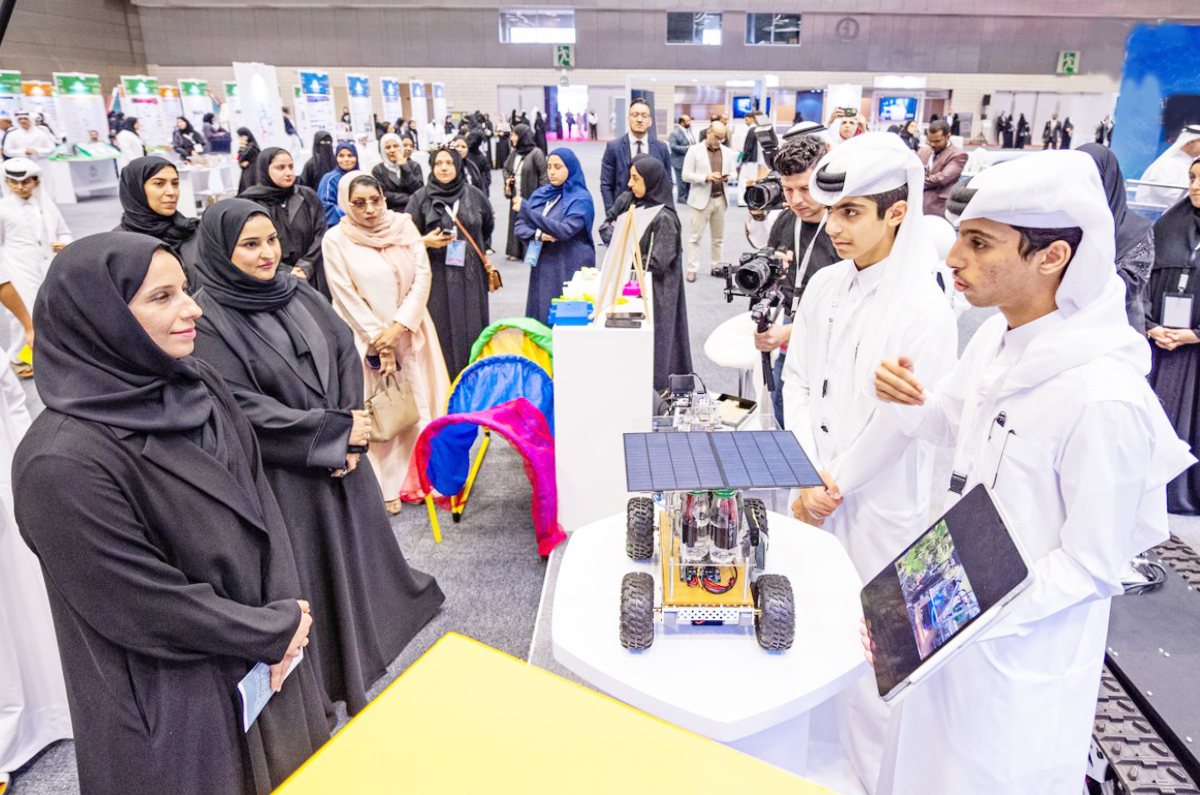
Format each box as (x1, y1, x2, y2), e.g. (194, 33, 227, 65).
(232, 62, 288, 150)
(51, 73, 105, 144)
(159, 85, 183, 120)
(20, 81, 59, 136)
(293, 85, 311, 144)
(407, 80, 429, 138)
(223, 80, 245, 129)
(381, 77, 402, 126)
(121, 75, 170, 148)
(297, 70, 335, 141)
(346, 73, 375, 143)
(0, 70, 21, 120)
(431, 83, 448, 130)
(179, 79, 210, 129)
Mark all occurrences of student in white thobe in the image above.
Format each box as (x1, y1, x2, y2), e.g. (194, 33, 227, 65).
(864, 150, 1194, 794)
(0, 246, 70, 792)
(1, 113, 54, 162)
(782, 132, 957, 793)
(1135, 123, 1200, 208)
(0, 158, 71, 371)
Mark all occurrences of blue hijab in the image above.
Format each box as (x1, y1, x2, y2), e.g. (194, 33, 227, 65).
(317, 141, 359, 224)
(525, 148, 594, 242)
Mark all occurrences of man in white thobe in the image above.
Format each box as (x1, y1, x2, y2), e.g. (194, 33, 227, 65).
(866, 150, 1194, 794)
(0, 243, 70, 791)
(1135, 123, 1200, 208)
(1, 112, 54, 162)
(782, 132, 957, 792)
(0, 158, 72, 377)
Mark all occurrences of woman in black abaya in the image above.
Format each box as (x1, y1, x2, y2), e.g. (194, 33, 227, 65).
(1147, 158, 1200, 514)
(408, 148, 493, 377)
(236, 127, 261, 194)
(502, 124, 547, 260)
(190, 200, 444, 715)
(240, 147, 330, 299)
(628, 155, 692, 390)
(116, 155, 201, 276)
(13, 233, 328, 794)
(298, 130, 336, 189)
(1080, 143, 1154, 332)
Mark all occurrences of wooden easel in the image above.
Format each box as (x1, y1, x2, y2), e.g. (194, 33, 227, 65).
(592, 209, 651, 326)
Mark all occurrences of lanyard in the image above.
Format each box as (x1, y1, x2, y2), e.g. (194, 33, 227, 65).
(790, 214, 828, 316)
(535, 196, 560, 241)
(815, 267, 867, 438)
(947, 340, 1011, 495)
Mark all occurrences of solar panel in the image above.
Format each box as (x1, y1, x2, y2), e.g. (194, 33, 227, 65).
(623, 431, 823, 492)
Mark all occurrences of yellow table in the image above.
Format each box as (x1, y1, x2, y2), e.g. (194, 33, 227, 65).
(275, 633, 839, 794)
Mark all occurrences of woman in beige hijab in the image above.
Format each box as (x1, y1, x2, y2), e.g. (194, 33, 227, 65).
(321, 170, 450, 513)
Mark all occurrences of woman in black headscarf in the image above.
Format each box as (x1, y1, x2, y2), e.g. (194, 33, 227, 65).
(502, 123, 548, 260)
(298, 130, 336, 190)
(236, 127, 261, 194)
(12, 233, 329, 795)
(407, 147, 493, 377)
(190, 199, 444, 716)
(240, 147, 330, 299)
(115, 155, 201, 276)
(1080, 143, 1154, 332)
(533, 110, 548, 153)
(466, 129, 493, 193)
(1147, 156, 1200, 514)
(172, 116, 204, 161)
(628, 155, 692, 390)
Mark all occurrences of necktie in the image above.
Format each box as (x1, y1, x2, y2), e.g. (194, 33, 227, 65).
(636, 140, 644, 156)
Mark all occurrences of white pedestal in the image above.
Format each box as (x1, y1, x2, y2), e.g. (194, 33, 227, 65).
(552, 509, 867, 776)
(552, 312, 654, 534)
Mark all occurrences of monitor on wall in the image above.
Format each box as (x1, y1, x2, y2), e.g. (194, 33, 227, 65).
(879, 96, 917, 122)
(732, 96, 771, 119)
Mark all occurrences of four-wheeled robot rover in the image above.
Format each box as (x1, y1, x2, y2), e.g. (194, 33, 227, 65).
(619, 487, 795, 651)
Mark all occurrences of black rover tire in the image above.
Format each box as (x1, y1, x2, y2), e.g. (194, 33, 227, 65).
(754, 574, 795, 651)
(743, 497, 768, 547)
(619, 572, 655, 650)
(626, 497, 655, 560)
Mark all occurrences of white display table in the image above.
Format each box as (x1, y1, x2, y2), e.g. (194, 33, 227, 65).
(552, 300, 654, 534)
(552, 509, 867, 776)
(45, 156, 119, 205)
(177, 161, 239, 217)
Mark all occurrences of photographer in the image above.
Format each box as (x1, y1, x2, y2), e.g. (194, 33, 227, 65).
(682, 121, 737, 282)
(752, 134, 839, 426)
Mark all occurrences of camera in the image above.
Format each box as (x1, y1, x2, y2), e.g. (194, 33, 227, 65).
(723, 248, 787, 392)
(744, 172, 783, 212)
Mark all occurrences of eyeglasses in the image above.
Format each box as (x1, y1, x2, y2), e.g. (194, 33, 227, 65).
(349, 196, 384, 210)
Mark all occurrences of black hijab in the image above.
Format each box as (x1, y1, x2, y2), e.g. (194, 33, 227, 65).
(176, 116, 197, 136)
(1152, 157, 1200, 270)
(424, 147, 468, 203)
(193, 198, 299, 312)
(240, 147, 294, 204)
(513, 124, 536, 155)
(33, 232, 214, 433)
(237, 127, 259, 148)
(1080, 143, 1152, 261)
(310, 131, 335, 172)
(631, 154, 674, 210)
(117, 156, 200, 246)
(120, 116, 138, 134)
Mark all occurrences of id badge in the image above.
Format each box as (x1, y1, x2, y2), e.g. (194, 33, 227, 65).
(524, 239, 543, 268)
(445, 239, 466, 268)
(1163, 292, 1194, 329)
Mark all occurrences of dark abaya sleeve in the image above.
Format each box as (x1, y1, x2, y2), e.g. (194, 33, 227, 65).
(193, 320, 354, 471)
(293, 188, 327, 283)
(475, 186, 495, 244)
(17, 448, 300, 664)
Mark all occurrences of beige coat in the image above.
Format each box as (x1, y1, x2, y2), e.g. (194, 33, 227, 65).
(322, 218, 451, 501)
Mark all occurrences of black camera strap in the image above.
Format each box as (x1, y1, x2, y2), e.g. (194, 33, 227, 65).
(791, 211, 829, 316)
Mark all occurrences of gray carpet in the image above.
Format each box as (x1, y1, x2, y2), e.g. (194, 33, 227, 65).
(9, 140, 1200, 793)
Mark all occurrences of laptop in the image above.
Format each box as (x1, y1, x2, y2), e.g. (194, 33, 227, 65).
(861, 484, 1035, 702)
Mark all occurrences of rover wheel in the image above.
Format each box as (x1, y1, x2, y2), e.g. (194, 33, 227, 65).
(743, 497, 768, 548)
(619, 572, 655, 650)
(626, 497, 655, 560)
(754, 574, 795, 651)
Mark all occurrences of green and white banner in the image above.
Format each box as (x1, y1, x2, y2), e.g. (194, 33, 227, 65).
(52, 72, 105, 144)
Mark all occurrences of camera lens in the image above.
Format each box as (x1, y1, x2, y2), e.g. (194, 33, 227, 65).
(734, 258, 771, 293)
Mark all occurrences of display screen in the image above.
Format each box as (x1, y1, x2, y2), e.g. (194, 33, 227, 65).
(861, 485, 1030, 698)
(879, 96, 917, 122)
(732, 96, 772, 119)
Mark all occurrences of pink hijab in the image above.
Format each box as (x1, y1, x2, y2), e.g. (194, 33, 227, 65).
(336, 169, 422, 248)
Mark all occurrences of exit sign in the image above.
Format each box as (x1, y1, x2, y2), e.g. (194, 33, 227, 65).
(554, 45, 574, 68)
(1057, 51, 1080, 75)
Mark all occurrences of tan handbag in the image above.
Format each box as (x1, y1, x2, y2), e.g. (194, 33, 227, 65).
(452, 214, 503, 292)
(366, 372, 420, 442)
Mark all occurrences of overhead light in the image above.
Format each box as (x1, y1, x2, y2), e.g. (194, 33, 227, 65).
(873, 75, 927, 89)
